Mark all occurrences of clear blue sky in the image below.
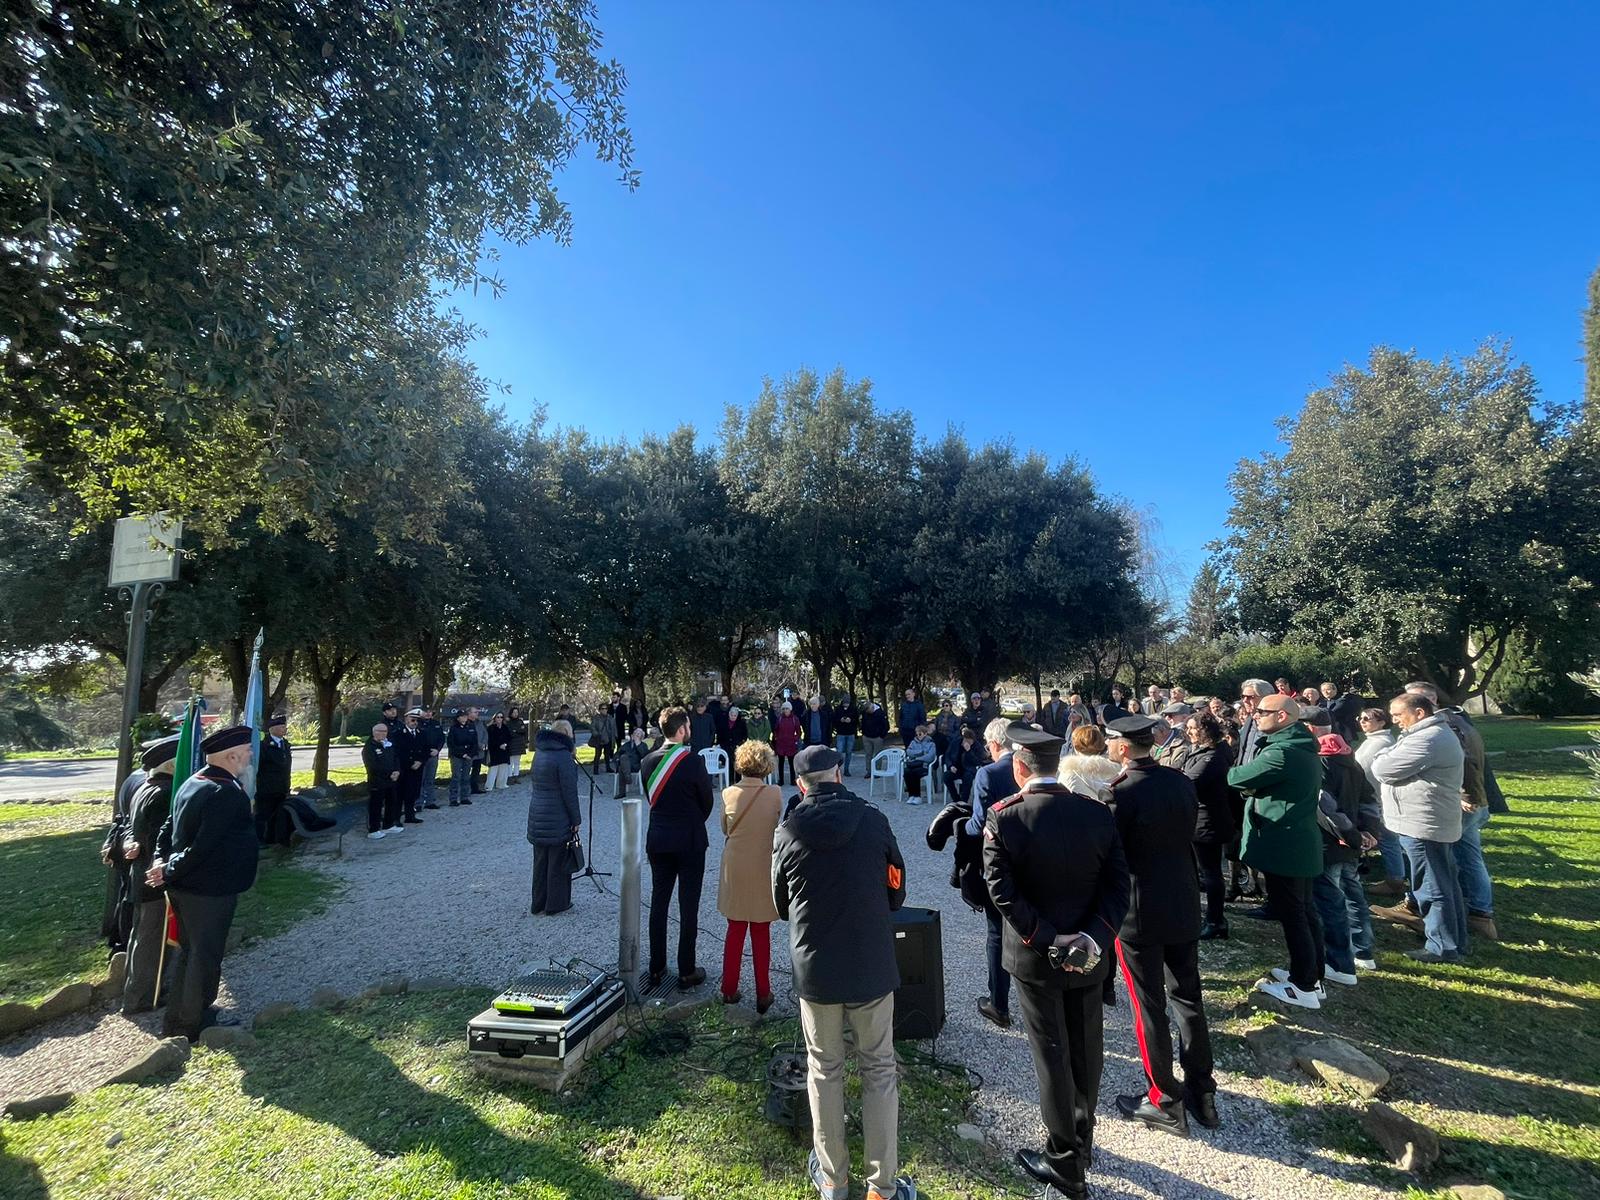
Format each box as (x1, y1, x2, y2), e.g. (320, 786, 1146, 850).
(456, 1, 1599, 588)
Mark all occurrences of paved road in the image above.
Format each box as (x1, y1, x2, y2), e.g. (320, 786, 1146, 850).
(0, 746, 368, 801)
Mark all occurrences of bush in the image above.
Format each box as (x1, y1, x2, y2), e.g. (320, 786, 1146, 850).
(1179, 642, 1385, 701)
(1493, 633, 1600, 717)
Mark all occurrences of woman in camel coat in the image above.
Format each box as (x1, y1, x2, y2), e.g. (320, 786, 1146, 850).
(717, 740, 782, 1012)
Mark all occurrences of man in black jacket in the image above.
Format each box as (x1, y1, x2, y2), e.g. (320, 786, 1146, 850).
(1040, 690, 1071, 738)
(1104, 715, 1218, 1139)
(446, 709, 477, 807)
(394, 709, 426, 824)
(146, 724, 260, 1042)
(984, 723, 1130, 1200)
(362, 723, 401, 839)
(417, 707, 446, 809)
(255, 712, 292, 845)
(832, 694, 860, 776)
(773, 744, 914, 1200)
(642, 707, 715, 989)
(120, 735, 179, 1013)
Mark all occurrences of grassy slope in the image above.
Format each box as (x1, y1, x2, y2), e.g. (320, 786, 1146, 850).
(1206, 751, 1600, 1199)
(0, 803, 339, 1007)
(0, 993, 1010, 1200)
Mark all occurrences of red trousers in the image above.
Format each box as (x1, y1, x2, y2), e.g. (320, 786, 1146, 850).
(721, 920, 772, 1000)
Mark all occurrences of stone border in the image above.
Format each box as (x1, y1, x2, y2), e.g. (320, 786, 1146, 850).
(0, 953, 127, 1039)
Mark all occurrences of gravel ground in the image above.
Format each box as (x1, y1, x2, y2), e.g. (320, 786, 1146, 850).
(11, 774, 1390, 1197)
(0, 1008, 162, 1104)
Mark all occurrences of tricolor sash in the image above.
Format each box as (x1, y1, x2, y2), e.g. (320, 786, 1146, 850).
(646, 745, 691, 807)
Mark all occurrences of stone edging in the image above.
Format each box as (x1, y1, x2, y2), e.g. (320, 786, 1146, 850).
(0, 953, 128, 1040)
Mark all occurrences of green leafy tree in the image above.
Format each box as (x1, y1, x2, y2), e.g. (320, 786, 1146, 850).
(1, 1, 634, 535)
(1223, 343, 1579, 702)
(1183, 560, 1235, 641)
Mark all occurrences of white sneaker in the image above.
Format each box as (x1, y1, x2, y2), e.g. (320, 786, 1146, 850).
(367, 830, 386, 841)
(1324, 968, 1358, 986)
(1256, 978, 1322, 1010)
(387, 824, 404, 833)
(1354, 956, 1378, 971)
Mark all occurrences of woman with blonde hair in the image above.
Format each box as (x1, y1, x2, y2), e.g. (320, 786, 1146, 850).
(1060, 724, 1122, 802)
(717, 740, 782, 1012)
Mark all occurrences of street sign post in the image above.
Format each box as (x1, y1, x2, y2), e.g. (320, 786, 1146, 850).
(110, 516, 184, 793)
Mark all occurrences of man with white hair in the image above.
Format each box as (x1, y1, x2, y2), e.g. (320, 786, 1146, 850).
(966, 718, 1018, 1027)
(145, 724, 260, 1041)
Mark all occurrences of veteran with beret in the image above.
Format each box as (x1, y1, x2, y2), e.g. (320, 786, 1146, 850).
(120, 735, 181, 1014)
(146, 723, 260, 1042)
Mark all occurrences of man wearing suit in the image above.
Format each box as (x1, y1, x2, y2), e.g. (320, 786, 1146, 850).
(967, 718, 1017, 1028)
(1039, 690, 1071, 739)
(1104, 715, 1218, 1138)
(255, 712, 292, 845)
(641, 707, 716, 989)
(984, 723, 1131, 1200)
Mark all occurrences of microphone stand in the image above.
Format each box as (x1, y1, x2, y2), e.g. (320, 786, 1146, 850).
(570, 754, 613, 893)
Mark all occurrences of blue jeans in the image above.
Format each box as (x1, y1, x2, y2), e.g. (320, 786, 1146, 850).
(1399, 834, 1469, 959)
(420, 756, 439, 805)
(448, 755, 473, 804)
(985, 906, 1011, 1015)
(1312, 864, 1356, 975)
(1454, 805, 1494, 916)
(1328, 859, 1374, 959)
(836, 735, 857, 776)
(1377, 828, 1407, 881)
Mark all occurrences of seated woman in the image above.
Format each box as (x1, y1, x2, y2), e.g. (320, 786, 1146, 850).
(903, 723, 938, 803)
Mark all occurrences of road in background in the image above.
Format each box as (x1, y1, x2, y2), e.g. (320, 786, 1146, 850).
(0, 746, 368, 801)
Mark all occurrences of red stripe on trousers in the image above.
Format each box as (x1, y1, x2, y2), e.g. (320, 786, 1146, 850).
(1115, 938, 1164, 1105)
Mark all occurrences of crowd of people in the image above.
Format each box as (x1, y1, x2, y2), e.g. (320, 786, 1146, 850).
(96, 671, 1503, 1200)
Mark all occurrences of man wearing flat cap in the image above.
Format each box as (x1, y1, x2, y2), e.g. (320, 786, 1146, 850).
(983, 722, 1130, 1199)
(1103, 715, 1219, 1138)
(773, 742, 914, 1200)
(1155, 703, 1194, 768)
(120, 735, 181, 1013)
(255, 712, 292, 845)
(145, 724, 260, 1041)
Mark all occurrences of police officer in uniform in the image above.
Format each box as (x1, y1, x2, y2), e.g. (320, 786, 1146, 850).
(146, 724, 260, 1041)
(1104, 715, 1219, 1138)
(256, 712, 292, 844)
(984, 723, 1130, 1199)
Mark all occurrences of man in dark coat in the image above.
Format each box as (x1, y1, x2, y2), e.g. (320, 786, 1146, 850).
(967, 718, 1016, 1027)
(1320, 682, 1363, 745)
(802, 695, 834, 748)
(773, 744, 912, 1200)
(688, 698, 716, 753)
(101, 753, 146, 951)
(418, 707, 446, 809)
(1097, 688, 1131, 727)
(362, 722, 401, 838)
(1040, 690, 1071, 739)
(120, 735, 180, 1013)
(146, 724, 260, 1042)
(395, 709, 427, 822)
(446, 708, 477, 807)
(832, 694, 861, 776)
(608, 688, 631, 739)
(526, 722, 580, 915)
(897, 688, 927, 748)
(255, 712, 292, 845)
(642, 707, 715, 988)
(1104, 716, 1218, 1138)
(984, 723, 1131, 1199)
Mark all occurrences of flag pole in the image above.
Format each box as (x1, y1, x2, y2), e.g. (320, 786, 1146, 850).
(154, 894, 172, 1000)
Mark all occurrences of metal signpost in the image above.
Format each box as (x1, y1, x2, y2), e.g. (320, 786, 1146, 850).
(109, 515, 183, 794)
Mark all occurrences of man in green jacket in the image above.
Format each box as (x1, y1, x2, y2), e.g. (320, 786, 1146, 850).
(1226, 695, 1326, 1010)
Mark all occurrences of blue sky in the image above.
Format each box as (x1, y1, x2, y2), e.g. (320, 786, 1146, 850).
(455, 1, 1599, 588)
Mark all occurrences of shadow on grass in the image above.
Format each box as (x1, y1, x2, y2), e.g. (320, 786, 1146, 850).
(0, 826, 109, 1005)
(0, 1140, 47, 1200)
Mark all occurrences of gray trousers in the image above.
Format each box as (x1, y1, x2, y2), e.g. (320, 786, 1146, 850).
(162, 889, 238, 1040)
(122, 897, 167, 1013)
(799, 991, 899, 1194)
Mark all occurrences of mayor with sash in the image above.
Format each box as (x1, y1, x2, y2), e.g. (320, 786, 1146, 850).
(641, 706, 716, 989)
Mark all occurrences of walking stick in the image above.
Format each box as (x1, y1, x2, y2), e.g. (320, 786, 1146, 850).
(153, 893, 172, 1000)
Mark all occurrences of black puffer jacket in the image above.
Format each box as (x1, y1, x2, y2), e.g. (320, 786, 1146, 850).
(772, 782, 906, 1005)
(1181, 742, 1237, 844)
(525, 729, 580, 846)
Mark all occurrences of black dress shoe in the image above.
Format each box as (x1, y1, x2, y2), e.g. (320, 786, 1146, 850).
(646, 970, 666, 988)
(1184, 1090, 1220, 1129)
(1198, 923, 1229, 940)
(977, 997, 1011, 1028)
(404, 816, 423, 824)
(1015, 1148, 1078, 1193)
(1116, 1092, 1189, 1137)
(678, 968, 707, 989)
(1240, 904, 1274, 921)
(459, 797, 472, 805)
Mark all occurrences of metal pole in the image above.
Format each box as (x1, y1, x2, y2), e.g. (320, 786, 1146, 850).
(618, 797, 642, 995)
(113, 581, 156, 795)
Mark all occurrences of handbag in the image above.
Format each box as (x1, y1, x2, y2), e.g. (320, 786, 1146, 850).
(565, 830, 585, 873)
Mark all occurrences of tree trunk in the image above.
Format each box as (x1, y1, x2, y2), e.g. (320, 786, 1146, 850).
(139, 650, 194, 714)
(1032, 671, 1043, 713)
(221, 638, 249, 713)
(720, 667, 735, 697)
(628, 671, 649, 724)
(267, 647, 295, 716)
(313, 681, 338, 785)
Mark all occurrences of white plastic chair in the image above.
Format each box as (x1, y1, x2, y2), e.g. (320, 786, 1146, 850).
(868, 748, 905, 803)
(700, 746, 730, 790)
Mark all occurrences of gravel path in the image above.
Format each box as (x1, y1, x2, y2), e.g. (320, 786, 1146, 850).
(12, 775, 1391, 1197)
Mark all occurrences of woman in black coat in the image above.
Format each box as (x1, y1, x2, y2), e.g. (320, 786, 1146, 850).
(505, 707, 529, 782)
(485, 713, 513, 791)
(525, 723, 580, 915)
(1180, 709, 1237, 939)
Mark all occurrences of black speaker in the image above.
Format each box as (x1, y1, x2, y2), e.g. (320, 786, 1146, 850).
(891, 906, 944, 1040)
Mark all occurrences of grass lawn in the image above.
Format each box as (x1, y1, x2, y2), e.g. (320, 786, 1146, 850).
(1475, 716, 1600, 753)
(0, 993, 1012, 1200)
(0, 802, 341, 1007)
(1206, 750, 1600, 1200)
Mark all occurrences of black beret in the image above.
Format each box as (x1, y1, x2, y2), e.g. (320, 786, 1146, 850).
(200, 724, 254, 753)
(140, 735, 181, 769)
(793, 745, 842, 775)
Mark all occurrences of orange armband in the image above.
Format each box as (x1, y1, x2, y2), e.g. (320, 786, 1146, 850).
(887, 864, 903, 890)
